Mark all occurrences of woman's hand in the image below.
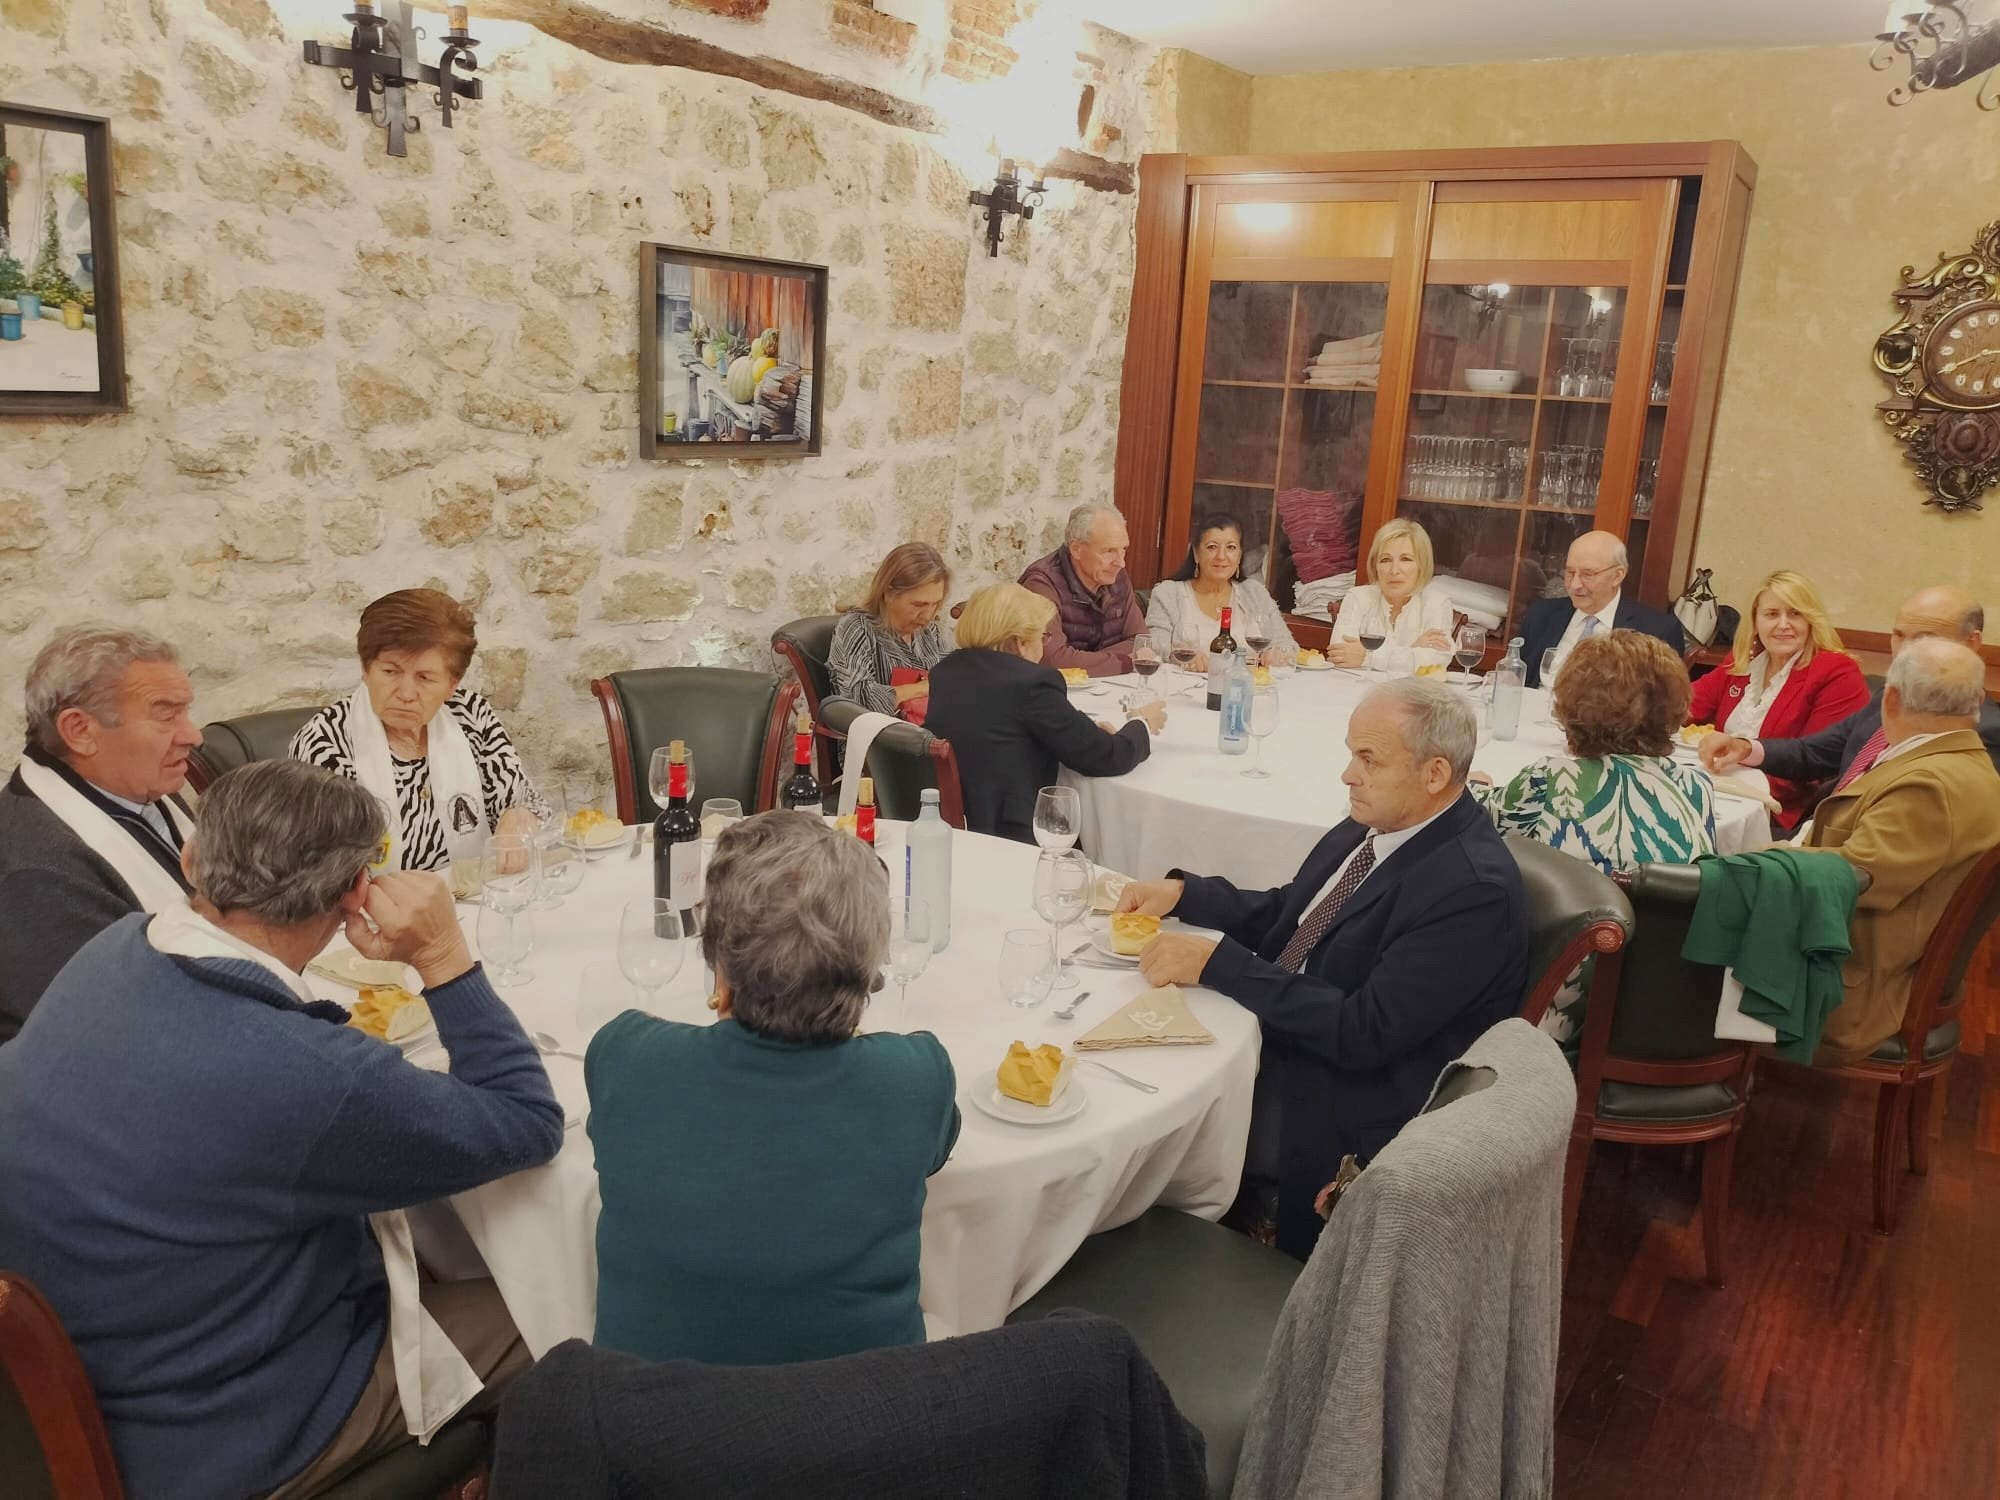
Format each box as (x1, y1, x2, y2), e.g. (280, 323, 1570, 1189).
(1328, 639, 1368, 669)
(1126, 699, 1168, 734)
(894, 676, 929, 704)
(1414, 629, 1456, 653)
(495, 805, 538, 842)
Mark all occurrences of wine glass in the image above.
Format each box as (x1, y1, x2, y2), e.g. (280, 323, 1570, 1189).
(535, 822, 586, 910)
(1032, 848, 1093, 990)
(881, 898, 932, 1026)
(1244, 631, 1272, 668)
(1133, 638, 1161, 687)
(1032, 785, 1080, 852)
(999, 928, 1056, 1010)
(1357, 630, 1388, 672)
(1539, 647, 1561, 697)
(1169, 639, 1198, 680)
(647, 745, 694, 811)
(618, 898, 686, 1014)
(1243, 687, 1280, 779)
(700, 798, 743, 850)
(476, 898, 535, 987)
(1455, 625, 1487, 685)
(481, 834, 538, 911)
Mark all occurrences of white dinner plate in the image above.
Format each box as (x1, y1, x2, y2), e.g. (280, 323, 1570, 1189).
(1083, 916, 1194, 964)
(970, 1069, 1089, 1127)
(1295, 659, 1335, 672)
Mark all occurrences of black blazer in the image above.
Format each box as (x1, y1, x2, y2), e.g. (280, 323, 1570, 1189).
(1519, 595, 1686, 687)
(1173, 792, 1527, 1259)
(1760, 687, 2000, 784)
(925, 649, 1150, 843)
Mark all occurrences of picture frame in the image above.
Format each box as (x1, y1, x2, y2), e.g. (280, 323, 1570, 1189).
(0, 103, 125, 415)
(1413, 330, 1457, 417)
(638, 242, 827, 460)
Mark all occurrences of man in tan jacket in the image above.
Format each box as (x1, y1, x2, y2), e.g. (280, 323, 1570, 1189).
(1806, 638, 2000, 1064)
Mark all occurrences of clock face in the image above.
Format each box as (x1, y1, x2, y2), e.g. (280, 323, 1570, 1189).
(1922, 298, 2000, 408)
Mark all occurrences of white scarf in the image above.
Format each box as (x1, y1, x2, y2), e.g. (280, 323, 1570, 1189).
(343, 686, 488, 871)
(17, 755, 193, 913)
(145, 903, 483, 1443)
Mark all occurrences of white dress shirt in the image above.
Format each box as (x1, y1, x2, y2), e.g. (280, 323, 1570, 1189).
(1723, 651, 1799, 739)
(100, 785, 175, 844)
(1301, 799, 1456, 914)
(1547, 590, 1620, 683)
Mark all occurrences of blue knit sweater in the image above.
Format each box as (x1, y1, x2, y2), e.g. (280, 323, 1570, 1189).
(0, 915, 564, 1500)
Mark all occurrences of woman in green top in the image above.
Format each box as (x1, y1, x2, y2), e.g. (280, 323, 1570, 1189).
(1473, 630, 1718, 1046)
(586, 812, 959, 1366)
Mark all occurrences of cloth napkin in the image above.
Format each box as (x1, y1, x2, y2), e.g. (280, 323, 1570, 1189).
(1712, 766, 1782, 816)
(1091, 869, 1131, 914)
(1075, 985, 1214, 1050)
(307, 945, 418, 991)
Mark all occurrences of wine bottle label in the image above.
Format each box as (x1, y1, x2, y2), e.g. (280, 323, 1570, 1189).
(668, 838, 703, 908)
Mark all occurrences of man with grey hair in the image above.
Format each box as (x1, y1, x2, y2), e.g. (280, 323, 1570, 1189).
(1116, 678, 1527, 1258)
(1519, 529, 1685, 687)
(0, 622, 205, 1041)
(0, 760, 564, 1499)
(1017, 501, 1148, 676)
(1798, 637, 2000, 1063)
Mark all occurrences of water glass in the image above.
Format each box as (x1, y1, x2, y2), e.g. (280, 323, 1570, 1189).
(1244, 688, 1280, 779)
(1032, 785, 1081, 852)
(999, 928, 1056, 1010)
(700, 798, 743, 848)
(1032, 848, 1092, 989)
(881, 898, 932, 1026)
(618, 898, 686, 1013)
(476, 899, 535, 987)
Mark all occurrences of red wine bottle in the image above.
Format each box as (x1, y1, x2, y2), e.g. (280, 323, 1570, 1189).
(1206, 606, 1238, 711)
(781, 710, 821, 812)
(653, 739, 702, 934)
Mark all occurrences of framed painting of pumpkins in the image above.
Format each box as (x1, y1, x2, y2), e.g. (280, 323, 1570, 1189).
(639, 242, 827, 460)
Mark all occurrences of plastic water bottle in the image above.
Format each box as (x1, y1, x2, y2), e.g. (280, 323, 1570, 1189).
(1218, 650, 1252, 755)
(1490, 636, 1526, 742)
(907, 788, 952, 953)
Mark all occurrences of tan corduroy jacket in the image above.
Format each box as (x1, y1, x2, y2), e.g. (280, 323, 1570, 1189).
(1805, 729, 2000, 1065)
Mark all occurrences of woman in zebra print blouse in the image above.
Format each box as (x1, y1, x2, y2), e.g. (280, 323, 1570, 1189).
(291, 589, 543, 873)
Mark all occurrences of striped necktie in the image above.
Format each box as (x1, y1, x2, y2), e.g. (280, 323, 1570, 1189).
(1833, 727, 1890, 793)
(1276, 838, 1376, 973)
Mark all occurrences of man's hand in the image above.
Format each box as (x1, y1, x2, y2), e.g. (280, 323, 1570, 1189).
(1138, 932, 1218, 988)
(344, 870, 476, 990)
(1126, 699, 1168, 735)
(1700, 732, 1753, 773)
(1114, 878, 1184, 918)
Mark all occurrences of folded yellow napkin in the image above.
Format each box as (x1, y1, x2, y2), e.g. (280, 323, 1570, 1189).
(1074, 985, 1214, 1050)
(1091, 869, 1131, 915)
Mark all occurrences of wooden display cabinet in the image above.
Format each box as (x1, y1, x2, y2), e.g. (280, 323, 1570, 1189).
(1114, 143, 1757, 650)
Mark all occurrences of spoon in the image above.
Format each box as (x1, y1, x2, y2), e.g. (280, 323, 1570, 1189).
(1052, 989, 1092, 1022)
(533, 1031, 585, 1062)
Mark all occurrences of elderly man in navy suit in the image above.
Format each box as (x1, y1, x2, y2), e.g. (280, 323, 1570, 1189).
(1117, 678, 1528, 1259)
(1520, 530, 1685, 687)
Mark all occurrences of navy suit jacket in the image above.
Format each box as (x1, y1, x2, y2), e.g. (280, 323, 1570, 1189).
(1520, 595, 1686, 687)
(1759, 687, 2000, 784)
(1173, 791, 1527, 1258)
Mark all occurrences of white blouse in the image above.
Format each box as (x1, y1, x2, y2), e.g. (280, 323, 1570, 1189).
(1722, 652, 1798, 739)
(1330, 584, 1458, 668)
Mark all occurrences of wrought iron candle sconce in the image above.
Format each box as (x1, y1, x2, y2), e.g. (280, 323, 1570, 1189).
(302, 1, 481, 158)
(969, 160, 1046, 258)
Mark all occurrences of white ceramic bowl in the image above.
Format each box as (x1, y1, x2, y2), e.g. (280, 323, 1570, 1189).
(1464, 368, 1524, 394)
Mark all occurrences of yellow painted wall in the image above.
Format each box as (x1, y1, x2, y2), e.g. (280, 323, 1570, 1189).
(1234, 43, 2000, 625)
(1168, 49, 1253, 155)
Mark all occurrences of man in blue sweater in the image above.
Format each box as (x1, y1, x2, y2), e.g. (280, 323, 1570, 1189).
(0, 760, 565, 1499)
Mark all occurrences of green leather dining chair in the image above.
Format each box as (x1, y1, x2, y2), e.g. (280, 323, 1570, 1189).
(814, 697, 965, 826)
(187, 706, 324, 794)
(770, 616, 842, 784)
(1502, 835, 1634, 1028)
(590, 668, 791, 825)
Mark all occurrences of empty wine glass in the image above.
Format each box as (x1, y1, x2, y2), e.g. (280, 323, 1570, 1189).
(481, 834, 538, 911)
(618, 898, 686, 1014)
(647, 745, 694, 811)
(1032, 785, 1080, 852)
(881, 898, 932, 1026)
(999, 928, 1056, 1010)
(535, 822, 586, 909)
(1539, 647, 1561, 694)
(1243, 687, 1280, 779)
(476, 898, 535, 987)
(1032, 848, 1092, 990)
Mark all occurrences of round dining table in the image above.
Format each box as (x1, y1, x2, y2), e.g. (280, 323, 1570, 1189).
(314, 823, 1260, 1359)
(1062, 666, 1771, 889)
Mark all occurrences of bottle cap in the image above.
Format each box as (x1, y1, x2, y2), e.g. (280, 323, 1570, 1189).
(920, 788, 939, 804)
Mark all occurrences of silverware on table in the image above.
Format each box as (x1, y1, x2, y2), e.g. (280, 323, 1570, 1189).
(1052, 989, 1092, 1022)
(532, 1031, 585, 1062)
(627, 824, 648, 860)
(1080, 1057, 1160, 1095)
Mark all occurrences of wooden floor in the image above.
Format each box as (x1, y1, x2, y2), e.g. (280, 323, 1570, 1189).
(1556, 935, 2000, 1499)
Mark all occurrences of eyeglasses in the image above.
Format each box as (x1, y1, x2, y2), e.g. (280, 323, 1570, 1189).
(1562, 564, 1622, 583)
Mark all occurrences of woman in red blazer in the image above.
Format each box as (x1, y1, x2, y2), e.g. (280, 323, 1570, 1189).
(1688, 569, 1871, 830)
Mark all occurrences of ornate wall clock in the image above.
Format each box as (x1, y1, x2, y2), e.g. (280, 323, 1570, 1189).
(1873, 219, 2000, 511)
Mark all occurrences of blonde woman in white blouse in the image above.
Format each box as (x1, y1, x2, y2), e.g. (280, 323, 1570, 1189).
(1145, 514, 1299, 670)
(1329, 518, 1458, 670)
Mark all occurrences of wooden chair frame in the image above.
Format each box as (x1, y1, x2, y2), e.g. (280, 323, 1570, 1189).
(1830, 843, 2000, 1234)
(770, 627, 840, 786)
(1517, 916, 1629, 1027)
(0, 1272, 124, 1499)
(812, 718, 968, 829)
(589, 674, 795, 825)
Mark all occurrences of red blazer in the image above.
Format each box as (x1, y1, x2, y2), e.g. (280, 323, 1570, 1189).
(1688, 649, 1872, 829)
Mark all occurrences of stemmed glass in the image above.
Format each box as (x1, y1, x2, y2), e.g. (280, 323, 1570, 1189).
(1032, 848, 1092, 990)
(647, 745, 694, 811)
(1169, 638, 1199, 681)
(1032, 785, 1080, 852)
(881, 898, 932, 1026)
(1357, 630, 1387, 671)
(1455, 625, 1487, 687)
(1539, 647, 1561, 694)
(535, 821, 586, 910)
(1133, 638, 1162, 690)
(478, 834, 538, 985)
(1243, 687, 1280, 778)
(618, 898, 685, 1014)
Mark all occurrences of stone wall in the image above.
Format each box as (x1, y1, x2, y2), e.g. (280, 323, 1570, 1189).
(0, 0, 1158, 779)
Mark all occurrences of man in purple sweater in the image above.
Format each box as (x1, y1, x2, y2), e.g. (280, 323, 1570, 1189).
(0, 760, 563, 1499)
(1018, 502, 1148, 677)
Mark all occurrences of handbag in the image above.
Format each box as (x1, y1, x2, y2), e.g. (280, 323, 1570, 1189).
(1674, 566, 1722, 648)
(890, 666, 929, 726)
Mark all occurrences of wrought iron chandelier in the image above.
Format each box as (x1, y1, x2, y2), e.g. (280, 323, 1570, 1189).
(1874, 2, 2000, 109)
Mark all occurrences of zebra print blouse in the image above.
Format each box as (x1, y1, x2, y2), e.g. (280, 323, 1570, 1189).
(289, 689, 540, 873)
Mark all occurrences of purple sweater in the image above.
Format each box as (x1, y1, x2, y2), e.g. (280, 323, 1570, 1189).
(1018, 548, 1146, 677)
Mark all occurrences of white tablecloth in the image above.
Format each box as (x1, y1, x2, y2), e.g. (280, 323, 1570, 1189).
(319, 826, 1259, 1356)
(1064, 669, 1767, 889)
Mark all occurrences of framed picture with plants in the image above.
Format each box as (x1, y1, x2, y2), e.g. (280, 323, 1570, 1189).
(0, 103, 125, 415)
(638, 242, 827, 460)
